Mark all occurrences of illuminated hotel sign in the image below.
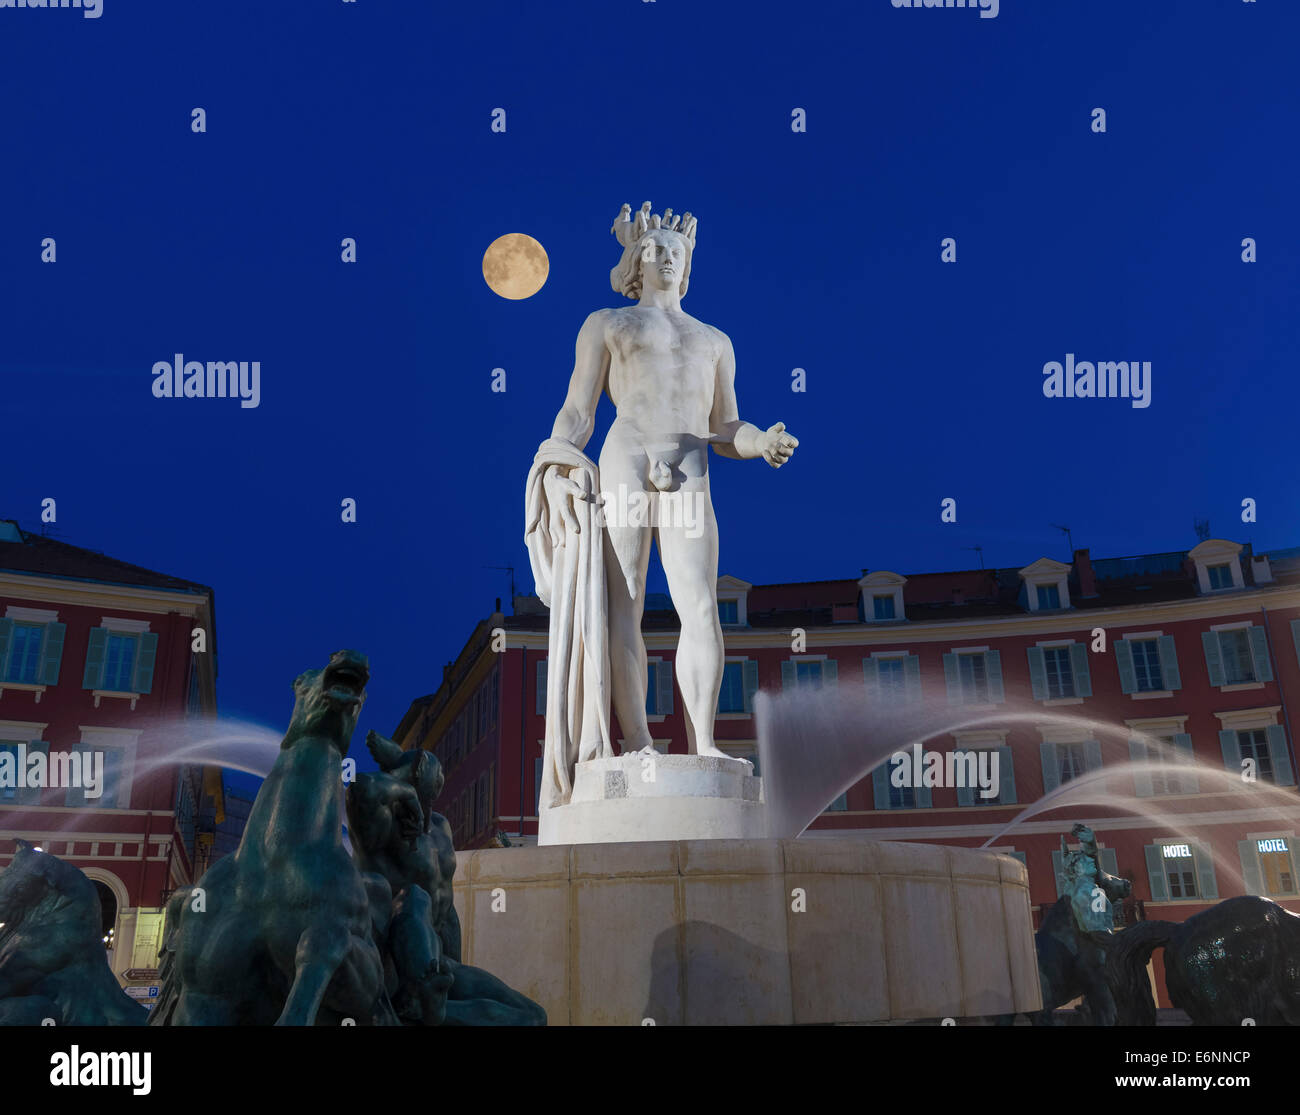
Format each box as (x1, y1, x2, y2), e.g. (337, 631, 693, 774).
(1162, 844, 1191, 858)
(1257, 838, 1289, 854)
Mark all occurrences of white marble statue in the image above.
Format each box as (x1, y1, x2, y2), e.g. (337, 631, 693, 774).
(526, 202, 798, 810)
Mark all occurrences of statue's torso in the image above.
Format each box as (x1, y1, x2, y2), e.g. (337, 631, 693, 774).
(602, 306, 722, 441)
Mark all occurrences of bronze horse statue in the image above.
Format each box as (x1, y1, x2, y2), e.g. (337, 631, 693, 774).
(153, 650, 396, 1025)
(0, 839, 146, 1026)
(1106, 895, 1300, 1025)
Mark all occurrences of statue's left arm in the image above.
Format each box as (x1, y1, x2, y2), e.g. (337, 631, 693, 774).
(708, 329, 798, 466)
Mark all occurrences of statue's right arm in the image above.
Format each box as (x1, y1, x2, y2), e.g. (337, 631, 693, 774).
(549, 311, 610, 452)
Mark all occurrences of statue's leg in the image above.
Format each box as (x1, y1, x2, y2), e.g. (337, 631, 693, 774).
(276, 923, 350, 1026)
(600, 446, 656, 753)
(657, 477, 725, 757)
(442, 960, 547, 1026)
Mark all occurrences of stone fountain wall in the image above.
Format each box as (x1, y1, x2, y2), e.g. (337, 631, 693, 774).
(451, 837, 1040, 1025)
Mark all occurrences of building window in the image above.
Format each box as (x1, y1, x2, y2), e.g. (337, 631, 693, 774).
(718, 599, 739, 625)
(1036, 584, 1060, 610)
(878, 657, 905, 700)
(83, 627, 157, 695)
(1146, 841, 1218, 903)
(1207, 563, 1233, 590)
(1057, 742, 1087, 784)
(1259, 841, 1296, 895)
(1238, 728, 1274, 783)
(872, 595, 895, 620)
(1164, 850, 1197, 899)
(1151, 737, 1188, 795)
(5, 624, 43, 683)
(1219, 629, 1255, 684)
(718, 662, 744, 713)
(825, 791, 849, 812)
(888, 782, 915, 809)
(957, 654, 987, 703)
(1043, 647, 1075, 699)
(103, 634, 137, 692)
(646, 660, 674, 716)
(796, 660, 824, 689)
(1130, 639, 1162, 691)
(954, 747, 1017, 807)
(783, 658, 839, 691)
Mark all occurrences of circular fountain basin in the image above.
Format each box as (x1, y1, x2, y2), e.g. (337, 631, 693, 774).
(451, 838, 1040, 1024)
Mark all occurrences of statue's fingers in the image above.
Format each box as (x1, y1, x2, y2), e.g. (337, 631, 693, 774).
(782, 434, 799, 448)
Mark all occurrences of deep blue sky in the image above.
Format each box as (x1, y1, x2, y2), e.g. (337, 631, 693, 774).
(3, 0, 1298, 763)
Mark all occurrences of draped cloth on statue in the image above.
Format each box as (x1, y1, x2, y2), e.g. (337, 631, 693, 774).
(524, 438, 615, 809)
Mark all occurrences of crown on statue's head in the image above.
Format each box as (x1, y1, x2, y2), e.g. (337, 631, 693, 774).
(611, 201, 697, 249)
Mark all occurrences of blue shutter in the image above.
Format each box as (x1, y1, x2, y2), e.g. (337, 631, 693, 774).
(83, 627, 109, 689)
(914, 777, 932, 809)
(1193, 844, 1218, 901)
(656, 659, 674, 716)
(995, 745, 1016, 804)
(822, 658, 838, 686)
(1202, 631, 1225, 687)
(1172, 733, 1197, 792)
(1051, 849, 1067, 897)
(132, 632, 159, 694)
(1247, 626, 1273, 683)
(904, 654, 921, 703)
(0, 618, 11, 677)
(1129, 737, 1152, 797)
(1145, 845, 1169, 901)
(1099, 847, 1119, 879)
(1237, 840, 1264, 896)
(1265, 725, 1295, 786)
(1083, 739, 1103, 773)
(1219, 729, 1243, 786)
(742, 659, 759, 713)
(536, 659, 547, 714)
(1069, 643, 1092, 698)
(1040, 741, 1060, 796)
(20, 741, 48, 806)
(38, 622, 66, 686)
(943, 653, 959, 704)
(985, 650, 1005, 704)
(862, 657, 879, 703)
(1026, 647, 1048, 700)
(781, 660, 796, 690)
(1158, 635, 1181, 690)
(871, 765, 891, 810)
(955, 750, 974, 807)
(1291, 619, 1300, 666)
(1115, 639, 1137, 694)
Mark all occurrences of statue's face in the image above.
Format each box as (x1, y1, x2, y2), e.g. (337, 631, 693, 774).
(286, 649, 369, 751)
(638, 230, 688, 294)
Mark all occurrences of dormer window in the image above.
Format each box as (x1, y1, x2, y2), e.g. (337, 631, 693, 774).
(858, 571, 907, 623)
(716, 575, 751, 627)
(1036, 584, 1061, 610)
(871, 595, 896, 620)
(1189, 539, 1245, 593)
(1019, 557, 1072, 612)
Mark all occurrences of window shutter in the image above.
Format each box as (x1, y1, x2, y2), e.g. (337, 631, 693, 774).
(954, 750, 974, 807)
(1040, 741, 1060, 796)
(996, 746, 1016, 804)
(1265, 725, 1295, 786)
(1157, 635, 1181, 690)
(83, 627, 109, 689)
(822, 659, 838, 686)
(1026, 647, 1048, 701)
(1292, 618, 1300, 666)
(914, 778, 932, 809)
(742, 660, 759, 713)
(534, 757, 544, 813)
(1201, 631, 1225, 687)
(904, 654, 922, 703)
(1115, 639, 1137, 694)
(1099, 847, 1119, 879)
(1128, 737, 1152, 797)
(1172, 733, 1197, 792)
(871, 765, 891, 810)
(1247, 626, 1273, 683)
(1145, 845, 1169, 901)
(1236, 840, 1264, 896)
(826, 791, 848, 812)
(862, 658, 879, 703)
(133, 632, 159, 694)
(943, 653, 959, 704)
(1193, 844, 1218, 901)
(1083, 739, 1103, 773)
(1051, 849, 1067, 897)
(780, 660, 796, 690)
(985, 650, 1005, 704)
(536, 659, 547, 715)
(1069, 643, 1092, 698)
(0, 618, 11, 676)
(1219, 729, 1243, 787)
(656, 659, 674, 716)
(38, 622, 66, 686)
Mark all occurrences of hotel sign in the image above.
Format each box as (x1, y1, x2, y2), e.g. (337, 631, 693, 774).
(1162, 844, 1191, 858)
(1257, 838, 1289, 854)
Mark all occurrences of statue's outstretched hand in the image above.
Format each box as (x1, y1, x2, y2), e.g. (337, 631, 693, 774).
(760, 422, 799, 468)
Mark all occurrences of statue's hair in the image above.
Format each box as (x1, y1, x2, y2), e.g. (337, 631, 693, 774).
(609, 202, 697, 301)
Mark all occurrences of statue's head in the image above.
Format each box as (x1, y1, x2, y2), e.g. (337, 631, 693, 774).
(285, 649, 369, 751)
(365, 729, 444, 828)
(610, 202, 697, 300)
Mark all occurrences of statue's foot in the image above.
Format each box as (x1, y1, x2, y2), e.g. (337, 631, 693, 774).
(694, 744, 738, 761)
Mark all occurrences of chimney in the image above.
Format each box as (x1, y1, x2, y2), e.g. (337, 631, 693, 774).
(1074, 548, 1097, 597)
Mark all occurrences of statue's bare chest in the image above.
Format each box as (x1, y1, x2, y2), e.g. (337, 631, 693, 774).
(606, 310, 719, 370)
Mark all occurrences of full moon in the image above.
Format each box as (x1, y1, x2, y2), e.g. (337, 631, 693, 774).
(482, 233, 549, 300)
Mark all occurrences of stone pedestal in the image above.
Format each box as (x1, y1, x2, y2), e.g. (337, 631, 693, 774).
(538, 752, 767, 846)
(452, 838, 1041, 1025)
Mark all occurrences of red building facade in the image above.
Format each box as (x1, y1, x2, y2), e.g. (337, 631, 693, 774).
(0, 520, 220, 996)
(397, 537, 1300, 1008)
